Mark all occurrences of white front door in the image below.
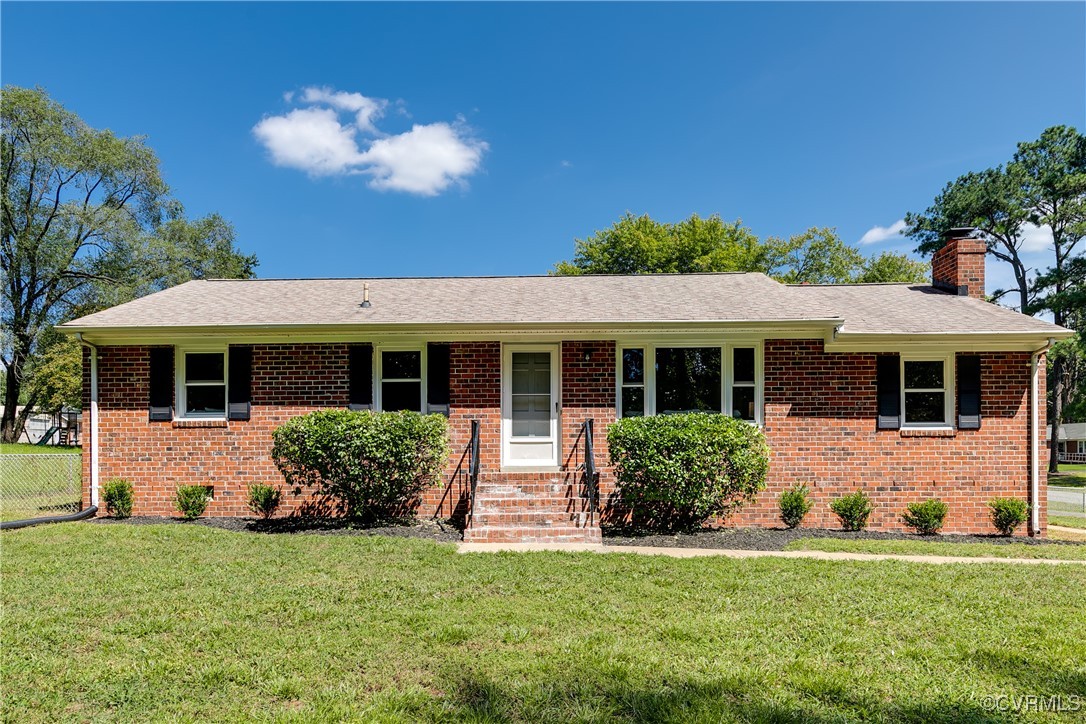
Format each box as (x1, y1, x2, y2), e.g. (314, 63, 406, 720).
(502, 344, 560, 467)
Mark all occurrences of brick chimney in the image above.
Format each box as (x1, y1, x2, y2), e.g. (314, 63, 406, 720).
(932, 227, 986, 299)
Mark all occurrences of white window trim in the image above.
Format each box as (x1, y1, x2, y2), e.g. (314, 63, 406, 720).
(900, 354, 955, 430)
(175, 346, 229, 421)
(374, 344, 426, 413)
(615, 342, 764, 425)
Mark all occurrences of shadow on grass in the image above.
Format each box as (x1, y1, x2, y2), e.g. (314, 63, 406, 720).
(440, 671, 1012, 723)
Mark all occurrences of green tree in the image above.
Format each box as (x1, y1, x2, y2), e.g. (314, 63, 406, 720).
(763, 227, 865, 284)
(855, 251, 929, 284)
(1, 86, 257, 442)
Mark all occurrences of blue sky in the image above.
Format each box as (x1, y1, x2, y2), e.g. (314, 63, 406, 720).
(3, 2, 1084, 295)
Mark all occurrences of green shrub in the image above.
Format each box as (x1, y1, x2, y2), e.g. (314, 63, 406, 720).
(175, 485, 210, 520)
(989, 497, 1028, 536)
(102, 478, 133, 518)
(247, 484, 282, 519)
(778, 484, 812, 529)
(901, 498, 948, 535)
(607, 413, 769, 531)
(830, 489, 873, 531)
(271, 409, 449, 522)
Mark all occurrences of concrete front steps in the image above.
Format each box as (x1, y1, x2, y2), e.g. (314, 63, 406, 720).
(464, 471, 601, 544)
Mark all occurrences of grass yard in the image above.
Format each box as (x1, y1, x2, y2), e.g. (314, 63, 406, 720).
(4, 524, 1086, 722)
(1049, 464, 1086, 488)
(1, 443, 82, 455)
(784, 537, 1086, 561)
(1050, 516, 1086, 530)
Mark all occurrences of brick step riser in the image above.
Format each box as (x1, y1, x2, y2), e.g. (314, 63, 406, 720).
(475, 484, 572, 496)
(470, 512, 596, 528)
(472, 498, 582, 511)
(465, 527, 603, 544)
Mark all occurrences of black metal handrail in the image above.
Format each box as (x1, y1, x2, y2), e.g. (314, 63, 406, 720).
(580, 419, 598, 521)
(433, 418, 481, 526)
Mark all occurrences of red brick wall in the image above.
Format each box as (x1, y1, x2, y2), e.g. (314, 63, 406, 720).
(84, 337, 1044, 535)
(724, 340, 1041, 535)
(932, 237, 986, 299)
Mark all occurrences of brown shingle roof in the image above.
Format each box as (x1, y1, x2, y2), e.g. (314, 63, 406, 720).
(58, 273, 1068, 337)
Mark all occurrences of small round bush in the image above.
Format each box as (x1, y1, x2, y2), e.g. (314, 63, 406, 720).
(272, 410, 449, 522)
(901, 498, 948, 535)
(175, 485, 211, 520)
(248, 484, 282, 519)
(779, 484, 812, 529)
(102, 478, 133, 518)
(607, 413, 769, 531)
(988, 497, 1028, 536)
(830, 489, 873, 531)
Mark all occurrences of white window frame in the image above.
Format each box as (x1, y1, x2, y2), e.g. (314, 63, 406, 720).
(616, 342, 763, 425)
(175, 346, 228, 421)
(900, 354, 955, 429)
(375, 345, 426, 413)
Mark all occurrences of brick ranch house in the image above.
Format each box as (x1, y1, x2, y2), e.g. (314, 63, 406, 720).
(59, 234, 1072, 542)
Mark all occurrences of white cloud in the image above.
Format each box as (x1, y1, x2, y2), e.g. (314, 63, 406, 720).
(859, 219, 907, 245)
(1019, 222, 1053, 253)
(253, 87, 486, 195)
(252, 107, 363, 176)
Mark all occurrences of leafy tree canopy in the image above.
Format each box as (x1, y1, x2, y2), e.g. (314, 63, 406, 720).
(1, 85, 257, 441)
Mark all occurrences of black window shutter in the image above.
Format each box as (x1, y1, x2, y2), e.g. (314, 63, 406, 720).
(876, 355, 901, 430)
(958, 355, 981, 429)
(228, 347, 252, 421)
(348, 345, 373, 410)
(148, 347, 174, 421)
(427, 343, 451, 412)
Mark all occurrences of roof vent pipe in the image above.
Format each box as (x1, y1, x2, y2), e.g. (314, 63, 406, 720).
(360, 282, 371, 308)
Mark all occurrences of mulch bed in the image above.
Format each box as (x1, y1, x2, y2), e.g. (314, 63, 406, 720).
(88, 515, 462, 542)
(602, 526, 1086, 550)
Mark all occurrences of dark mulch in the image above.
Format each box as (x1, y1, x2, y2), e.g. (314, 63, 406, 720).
(602, 526, 1086, 550)
(89, 515, 463, 542)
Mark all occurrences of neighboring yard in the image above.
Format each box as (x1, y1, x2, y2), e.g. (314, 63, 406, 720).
(3, 524, 1086, 722)
(1049, 463, 1086, 488)
(0, 445, 82, 521)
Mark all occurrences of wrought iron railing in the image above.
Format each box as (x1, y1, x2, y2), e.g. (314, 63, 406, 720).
(433, 419, 481, 527)
(579, 419, 598, 523)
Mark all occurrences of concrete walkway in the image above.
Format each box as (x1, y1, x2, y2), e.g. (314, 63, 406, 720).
(458, 541, 1086, 565)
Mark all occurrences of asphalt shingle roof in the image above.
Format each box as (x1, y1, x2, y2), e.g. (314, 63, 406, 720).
(58, 273, 1068, 337)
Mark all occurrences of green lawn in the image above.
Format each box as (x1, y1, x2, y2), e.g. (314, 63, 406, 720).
(1, 442, 82, 455)
(4, 525, 1086, 722)
(1049, 463, 1086, 488)
(784, 537, 1086, 561)
(1050, 515, 1086, 530)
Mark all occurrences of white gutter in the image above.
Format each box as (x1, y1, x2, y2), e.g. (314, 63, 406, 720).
(1030, 338, 1054, 536)
(76, 334, 99, 509)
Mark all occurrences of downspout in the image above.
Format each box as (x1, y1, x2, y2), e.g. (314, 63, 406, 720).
(76, 333, 99, 509)
(1030, 338, 1054, 537)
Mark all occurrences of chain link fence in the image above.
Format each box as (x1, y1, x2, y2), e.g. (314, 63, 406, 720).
(1049, 485, 1086, 519)
(0, 453, 82, 522)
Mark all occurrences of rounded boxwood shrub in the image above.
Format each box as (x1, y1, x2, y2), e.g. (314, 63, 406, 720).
(607, 413, 769, 531)
(779, 483, 812, 529)
(102, 478, 133, 518)
(175, 485, 210, 520)
(830, 489, 873, 531)
(272, 409, 449, 522)
(901, 498, 948, 535)
(988, 497, 1028, 536)
(247, 483, 282, 519)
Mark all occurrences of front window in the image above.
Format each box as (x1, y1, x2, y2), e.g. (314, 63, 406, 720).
(902, 358, 949, 426)
(380, 350, 423, 412)
(618, 344, 761, 421)
(182, 351, 226, 418)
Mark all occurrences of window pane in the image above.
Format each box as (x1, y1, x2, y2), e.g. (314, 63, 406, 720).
(733, 348, 755, 384)
(622, 349, 644, 385)
(732, 386, 755, 421)
(655, 347, 721, 414)
(186, 385, 225, 415)
(622, 387, 644, 417)
(382, 381, 421, 412)
(186, 353, 224, 383)
(904, 360, 943, 389)
(905, 392, 945, 423)
(382, 351, 421, 380)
